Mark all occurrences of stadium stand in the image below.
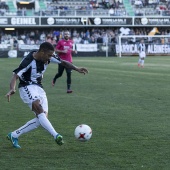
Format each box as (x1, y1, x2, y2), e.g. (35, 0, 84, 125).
(1, 0, 170, 16)
(123, 0, 135, 15)
(0, 26, 170, 46)
(132, 0, 170, 16)
(0, 0, 170, 58)
(38, 0, 127, 16)
(0, 0, 9, 16)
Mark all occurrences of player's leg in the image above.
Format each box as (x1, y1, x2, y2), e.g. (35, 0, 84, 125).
(141, 58, 145, 68)
(7, 86, 40, 148)
(138, 59, 141, 67)
(32, 86, 64, 145)
(52, 64, 65, 86)
(66, 68, 72, 93)
(140, 52, 146, 68)
(7, 117, 41, 148)
(10, 117, 41, 138)
(8, 86, 50, 139)
(7, 85, 63, 148)
(7, 85, 43, 148)
(138, 54, 142, 67)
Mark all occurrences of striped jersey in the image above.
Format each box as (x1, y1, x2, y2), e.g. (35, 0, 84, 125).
(13, 51, 60, 88)
(138, 43, 146, 52)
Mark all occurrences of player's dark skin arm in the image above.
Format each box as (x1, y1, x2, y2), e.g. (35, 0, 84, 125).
(5, 73, 18, 102)
(60, 59, 88, 75)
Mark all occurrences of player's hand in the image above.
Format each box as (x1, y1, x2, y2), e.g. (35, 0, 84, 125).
(5, 89, 16, 102)
(63, 49, 68, 53)
(76, 67, 88, 75)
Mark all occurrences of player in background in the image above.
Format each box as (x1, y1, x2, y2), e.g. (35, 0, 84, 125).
(138, 39, 146, 68)
(5, 42, 88, 149)
(52, 30, 77, 93)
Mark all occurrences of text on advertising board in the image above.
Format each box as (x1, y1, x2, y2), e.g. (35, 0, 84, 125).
(11, 17, 38, 25)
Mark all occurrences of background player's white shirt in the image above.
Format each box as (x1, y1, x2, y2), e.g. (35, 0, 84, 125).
(138, 43, 146, 58)
(138, 43, 146, 53)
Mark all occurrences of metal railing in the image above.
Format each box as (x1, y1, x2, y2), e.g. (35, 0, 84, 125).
(3, 8, 170, 17)
(3, 8, 128, 16)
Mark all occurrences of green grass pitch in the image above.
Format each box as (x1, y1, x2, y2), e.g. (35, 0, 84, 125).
(0, 56, 170, 170)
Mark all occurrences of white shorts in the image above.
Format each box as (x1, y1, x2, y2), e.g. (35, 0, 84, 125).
(19, 85, 48, 112)
(139, 51, 146, 58)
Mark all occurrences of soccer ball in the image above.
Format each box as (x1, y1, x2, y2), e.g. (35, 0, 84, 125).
(74, 124, 92, 142)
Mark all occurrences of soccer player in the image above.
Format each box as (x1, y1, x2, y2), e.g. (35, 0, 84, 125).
(6, 42, 88, 149)
(138, 39, 146, 68)
(52, 30, 77, 93)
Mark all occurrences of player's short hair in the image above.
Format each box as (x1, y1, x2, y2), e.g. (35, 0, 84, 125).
(39, 42, 54, 52)
(64, 30, 70, 35)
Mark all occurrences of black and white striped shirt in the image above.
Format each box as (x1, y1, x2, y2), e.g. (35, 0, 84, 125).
(13, 51, 60, 88)
(138, 43, 146, 53)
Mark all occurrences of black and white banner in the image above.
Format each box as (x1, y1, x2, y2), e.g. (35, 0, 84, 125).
(0, 17, 39, 26)
(10, 17, 39, 25)
(18, 44, 39, 50)
(116, 44, 170, 54)
(0, 16, 170, 26)
(0, 50, 17, 58)
(0, 44, 10, 49)
(41, 17, 83, 25)
(88, 17, 132, 26)
(134, 17, 170, 25)
(41, 17, 132, 26)
(76, 44, 98, 52)
(0, 18, 8, 25)
(1, 44, 170, 58)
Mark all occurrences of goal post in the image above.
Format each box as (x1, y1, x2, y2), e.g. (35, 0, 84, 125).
(118, 35, 170, 57)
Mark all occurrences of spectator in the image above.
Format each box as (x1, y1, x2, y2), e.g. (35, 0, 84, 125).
(40, 32, 46, 42)
(9, 37, 14, 50)
(109, 7, 114, 16)
(73, 34, 82, 44)
(13, 38, 18, 48)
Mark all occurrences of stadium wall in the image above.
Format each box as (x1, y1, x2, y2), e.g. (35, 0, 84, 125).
(0, 44, 117, 58)
(1, 44, 169, 58)
(0, 16, 170, 27)
(1, 16, 170, 57)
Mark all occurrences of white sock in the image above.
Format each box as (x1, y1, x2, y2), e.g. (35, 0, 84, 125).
(12, 118, 40, 138)
(38, 113, 58, 138)
(138, 59, 141, 64)
(141, 60, 145, 66)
